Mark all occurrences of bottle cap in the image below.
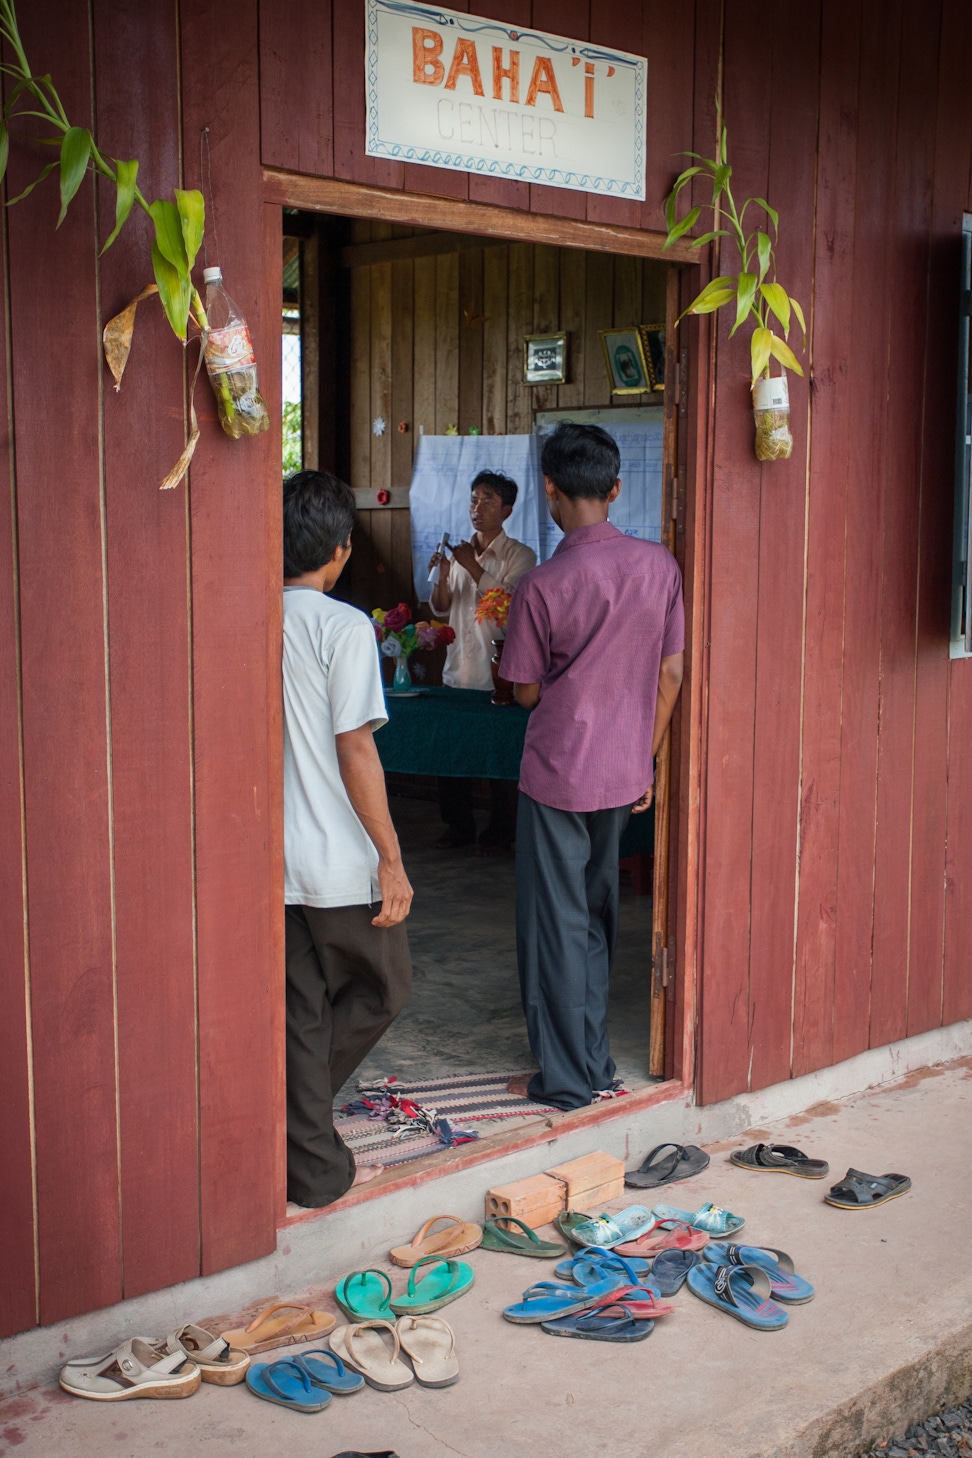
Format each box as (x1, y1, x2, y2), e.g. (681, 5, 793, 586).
(202, 266, 222, 283)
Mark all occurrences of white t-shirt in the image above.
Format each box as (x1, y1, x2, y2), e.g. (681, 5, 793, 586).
(282, 587, 387, 908)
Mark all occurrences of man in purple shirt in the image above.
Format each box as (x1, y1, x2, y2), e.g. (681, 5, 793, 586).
(500, 424, 684, 1110)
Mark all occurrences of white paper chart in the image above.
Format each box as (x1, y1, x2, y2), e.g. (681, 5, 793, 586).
(535, 414, 665, 559)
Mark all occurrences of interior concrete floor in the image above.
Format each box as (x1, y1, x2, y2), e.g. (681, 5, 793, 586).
(337, 790, 655, 1106)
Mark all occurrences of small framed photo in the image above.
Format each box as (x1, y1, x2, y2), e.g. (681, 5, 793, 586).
(599, 327, 652, 395)
(523, 332, 568, 385)
(640, 324, 666, 391)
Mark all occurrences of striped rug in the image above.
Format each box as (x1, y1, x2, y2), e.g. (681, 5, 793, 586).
(336, 1072, 559, 1168)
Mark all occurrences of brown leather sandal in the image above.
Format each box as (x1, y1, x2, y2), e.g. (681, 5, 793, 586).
(389, 1214, 483, 1268)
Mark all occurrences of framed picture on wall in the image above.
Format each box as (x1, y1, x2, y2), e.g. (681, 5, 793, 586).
(640, 325, 666, 390)
(523, 333, 568, 385)
(599, 327, 652, 394)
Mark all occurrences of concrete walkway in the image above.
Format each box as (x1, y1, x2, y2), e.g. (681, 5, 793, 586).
(2, 1059, 969, 1458)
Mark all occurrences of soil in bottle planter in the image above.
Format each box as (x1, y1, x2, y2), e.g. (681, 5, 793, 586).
(202, 266, 270, 438)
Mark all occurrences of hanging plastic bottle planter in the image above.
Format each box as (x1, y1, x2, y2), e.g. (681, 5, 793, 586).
(201, 268, 270, 438)
(752, 374, 793, 461)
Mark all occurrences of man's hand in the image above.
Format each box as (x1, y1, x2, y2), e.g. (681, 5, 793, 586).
(427, 548, 448, 575)
(631, 785, 654, 814)
(449, 539, 480, 576)
(373, 855, 413, 927)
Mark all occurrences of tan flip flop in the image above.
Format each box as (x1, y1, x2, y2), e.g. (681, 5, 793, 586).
(153, 1324, 250, 1385)
(396, 1315, 460, 1388)
(220, 1302, 336, 1355)
(329, 1320, 414, 1391)
(389, 1214, 483, 1268)
(59, 1338, 201, 1401)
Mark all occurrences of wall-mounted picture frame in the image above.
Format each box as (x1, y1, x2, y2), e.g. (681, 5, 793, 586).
(640, 324, 666, 391)
(523, 332, 568, 386)
(599, 326, 652, 394)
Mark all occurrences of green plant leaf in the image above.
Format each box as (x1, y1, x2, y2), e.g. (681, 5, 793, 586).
(751, 327, 773, 380)
(174, 187, 204, 271)
(665, 168, 702, 231)
(768, 333, 804, 375)
(752, 196, 779, 234)
(100, 157, 138, 254)
(57, 125, 91, 226)
(719, 123, 728, 166)
(149, 198, 188, 278)
(682, 274, 738, 318)
(710, 163, 731, 205)
(664, 204, 701, 249)
(790, 295, 807, 342)
(730, 272, 758, 337)
(6, 159, 56, 205)
(760, 281, 791, 335)
(756, 231, 772, 282)
(688, 229, 729, 250)
(151, 238, 191, 338)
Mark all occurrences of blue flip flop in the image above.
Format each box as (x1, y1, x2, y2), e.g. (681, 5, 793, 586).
(502, 1271, 626, 1325)
(246, 1358, 332, 1411)
(291, 1348, 365, 1393)
(703, 1243, 814, 1303)
(651, 1247, 703, 1294)
(686, 1261, 788, 1330)
(554, 1247, 652, 1284)
(570, 1205, 655, 1249)
(652, 1201, 746, 1237)
(540, 1301, 655, 1343)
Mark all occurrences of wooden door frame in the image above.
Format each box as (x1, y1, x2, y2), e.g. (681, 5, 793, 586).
(264, 167, 705, 1153)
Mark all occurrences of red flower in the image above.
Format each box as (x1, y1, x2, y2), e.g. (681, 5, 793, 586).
(383, 602, 412, 631)
(437, 625, 456, 646)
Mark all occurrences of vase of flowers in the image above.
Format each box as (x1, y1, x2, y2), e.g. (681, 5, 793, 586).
(372, 603, 455, 692)
(475, 588, 515, 706)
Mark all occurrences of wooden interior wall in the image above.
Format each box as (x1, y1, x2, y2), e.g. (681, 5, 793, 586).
(341, 224, 666, 612)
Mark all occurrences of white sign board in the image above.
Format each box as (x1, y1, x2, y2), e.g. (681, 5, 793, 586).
(365, 0, 647, 199)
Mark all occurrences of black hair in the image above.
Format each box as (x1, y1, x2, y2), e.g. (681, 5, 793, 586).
(539, 423, 621, 500)
(283, 470, 356, 576)
(471, 469, 518, 508)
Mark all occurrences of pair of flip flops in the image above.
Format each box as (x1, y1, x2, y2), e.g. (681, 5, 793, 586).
(625, 1142, 711, 1189)
(336, 1257, 473, 1322)
(503, 1249, 645, 1324)
(246, 1348, 364, 1413)
(221, 1302, 335, 1355)
(614, 1218, 709, 1259)
(331, 1317, 459, 1391)
(541, 1284, 675, 1343)
(686, 1243, 815, 1330)
(480, 1216, 565, 1258)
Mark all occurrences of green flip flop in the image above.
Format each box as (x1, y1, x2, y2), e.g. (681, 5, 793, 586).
(555, 1210, 597, 1249)
(481, 1216, 565, 1259)
(335, 1268, 396, 1323)
(389, 1256, 474, 1315)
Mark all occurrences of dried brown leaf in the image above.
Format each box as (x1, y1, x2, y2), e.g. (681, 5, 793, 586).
(102, 283, 158, 391)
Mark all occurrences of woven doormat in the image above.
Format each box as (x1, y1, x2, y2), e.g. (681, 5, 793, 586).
(336, 1072, 559, 1169)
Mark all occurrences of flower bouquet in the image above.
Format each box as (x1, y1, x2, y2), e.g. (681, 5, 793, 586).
(372, 603, 455, 691)
(473, 588, 515, 706)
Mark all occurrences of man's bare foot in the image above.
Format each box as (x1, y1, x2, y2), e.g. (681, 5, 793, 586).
(352, 1163, 384, 1186)
(507, 1073, 532, 1098)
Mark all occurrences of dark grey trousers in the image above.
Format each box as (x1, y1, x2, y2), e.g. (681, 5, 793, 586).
(285, 903, 411, 1208)
(515, 793, 632, 1110)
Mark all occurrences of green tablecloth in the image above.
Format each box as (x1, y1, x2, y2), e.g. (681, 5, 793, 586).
(376, 685, 653, 856)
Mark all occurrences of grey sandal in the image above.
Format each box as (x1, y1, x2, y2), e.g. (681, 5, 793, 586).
(824, 1168, 911, 1208)
(730, 1143, 830, 1179)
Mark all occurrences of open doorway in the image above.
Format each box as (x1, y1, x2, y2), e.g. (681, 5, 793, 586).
(280, 203, 683, 1176)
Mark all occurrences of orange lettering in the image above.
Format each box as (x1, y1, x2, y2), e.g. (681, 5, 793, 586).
(444, 37, 485, 96)
(584, 60, 595, 118)
(524, 55, 564, 112)
(412, 27, 445, 86)
(492, 46, 520, 103)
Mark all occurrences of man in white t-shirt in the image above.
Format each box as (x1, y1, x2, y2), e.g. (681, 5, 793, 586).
(283, 470, 413, 1208)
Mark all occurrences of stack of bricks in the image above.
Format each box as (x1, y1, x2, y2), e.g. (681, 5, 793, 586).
(485, 1150, 625, 1225)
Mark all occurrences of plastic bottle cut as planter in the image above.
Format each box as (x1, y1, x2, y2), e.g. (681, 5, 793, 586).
(752, 375, 793, 461)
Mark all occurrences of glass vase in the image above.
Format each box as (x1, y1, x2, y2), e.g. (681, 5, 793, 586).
(392, 655, 412, 692)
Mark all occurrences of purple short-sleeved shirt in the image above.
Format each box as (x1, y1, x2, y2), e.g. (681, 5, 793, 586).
(501, 522, 684, 812)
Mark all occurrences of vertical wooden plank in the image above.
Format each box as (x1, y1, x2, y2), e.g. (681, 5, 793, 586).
(586, 0, 644, 229)
(8, 4, 121, 1323)
(910, 0, 972, 1036)
(482, 245, 509, 433)
(746, 1, 820, 1092)
(944, 671, 972, 1024)
(259, 0, 333, 175)
(371, 263, 393, 491)
(506, 243, 535, 432)
(531, 243, 560, 414)
(94, 0, 200, 1298)
(641, 0, 697, 234)
(831, 0, 902, 1066)
(301, 232, 321, 471)
(791, 0, 861, 1078)
(435, 252, 460, 434)
(467, 0, 532, 211)
(413, 255, 437, 436)
(332, 0, 403, 189)
(458, 248, 484, 435)
(612, 255, 642, 328)
(642, 259, 667, 324)
(391, 258, 414, 483)
(557, 246, 587, 410)
(350, 267, 372, 488)
(181, 0, 280, 1276)
(317, 218, 339, 473)
(582, 251, 614, 409)
(530, 0, 590, 219)
(869, 2, 939, 1051)
(0, 159, 36, 1342)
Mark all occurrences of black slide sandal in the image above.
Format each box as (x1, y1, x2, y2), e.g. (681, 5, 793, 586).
(824, 1168, 911, 1208)
(730, 1143, 830, 1179)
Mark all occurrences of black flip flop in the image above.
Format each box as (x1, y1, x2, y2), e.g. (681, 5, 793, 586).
(730, 1143, 830, 1179)
(625, 1143, 710, 1190)
(824, 1168, 911, 1209)
(650, 1248, 703, 1295)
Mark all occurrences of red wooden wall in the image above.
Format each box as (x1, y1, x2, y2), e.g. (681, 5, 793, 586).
(1, 0, 971, 1338)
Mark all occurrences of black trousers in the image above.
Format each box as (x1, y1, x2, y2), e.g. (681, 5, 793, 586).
(285, 903, 412, 1208)
(437, 776, 518, 845)
(515, 793, 632, 1111)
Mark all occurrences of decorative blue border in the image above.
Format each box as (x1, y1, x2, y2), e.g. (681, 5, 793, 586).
(365, 0, 646, 200)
